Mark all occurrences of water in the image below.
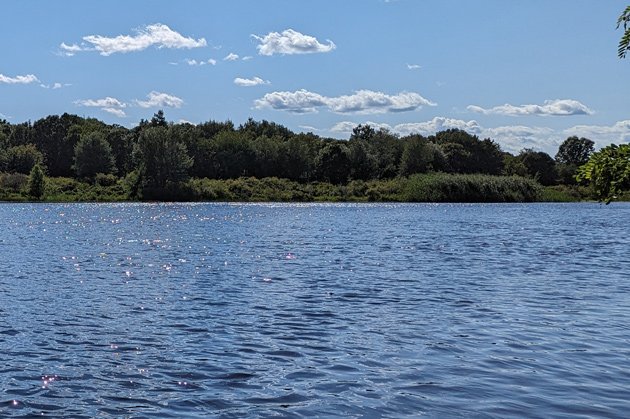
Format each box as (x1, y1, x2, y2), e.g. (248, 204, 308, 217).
(1, 202, 629, 418)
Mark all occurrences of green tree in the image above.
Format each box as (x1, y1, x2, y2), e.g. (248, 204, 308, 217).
(555, 136, 594, 166)
(134, 127, 192, 188)
(315, 142, 351, 184)
(27, 163, 45, 200)
(618, 6, 630, 58)
(517, 149, 557, 186)
(150, 110, 168, 127)
(6, 144, 44, 174)
(431, 129, 503, 175)
(73, 132, 116, 178)
(399, 135, 444, 176)
(577, 144, 630, 203)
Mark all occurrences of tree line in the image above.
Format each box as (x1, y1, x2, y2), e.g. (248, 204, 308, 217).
(0, 110, 597, 199)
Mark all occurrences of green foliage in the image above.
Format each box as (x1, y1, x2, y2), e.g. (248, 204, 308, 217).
(541, 185, 591, 202)
(399, 135, 445, 176)
(6, 144, 44, 174)
(517, 149, 557, 186)
(74, 132, 116, 178)
(315, 142, 352, 184)
(576, 144, 630, 203)
(27, 164, 46, 199)
(618, 6, 630, 58)
(555, 136, 594, 166)
(95, 173, 118, 186)
(0, 172, 29, 191)
(432, 129, 504, 175)
(134, 127, 193, 189)
(404, 173, 542, 202)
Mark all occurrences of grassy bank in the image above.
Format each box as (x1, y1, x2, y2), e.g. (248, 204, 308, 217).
(0, 172, 598, 203)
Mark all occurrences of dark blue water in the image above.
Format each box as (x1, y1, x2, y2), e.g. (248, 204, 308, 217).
(1, 203, 629, 418)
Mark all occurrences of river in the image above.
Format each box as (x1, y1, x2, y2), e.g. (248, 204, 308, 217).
(1, 203, 629, 417)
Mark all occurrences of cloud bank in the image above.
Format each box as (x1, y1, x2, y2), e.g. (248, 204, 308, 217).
(253, 29, 335, 56)
(467, 99, 593, 116)
(61, 23, 206, 56)
(328, 117, 630, 154)
(255, 89, 435, 114)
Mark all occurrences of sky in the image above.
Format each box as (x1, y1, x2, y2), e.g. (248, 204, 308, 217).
(1, 0, 629, 154)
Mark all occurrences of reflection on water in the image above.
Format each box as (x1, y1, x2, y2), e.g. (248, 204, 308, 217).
(1, 203, 629, 417)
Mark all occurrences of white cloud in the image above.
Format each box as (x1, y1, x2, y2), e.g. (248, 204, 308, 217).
(223, 52, 239, 61)
(135, 91, 184, 108)
(298, 125, 320, 132)
(330, 121, 393, 133)
(255, 89, 435, 114)
(59, 42, 86, 56)
(255, 89, 328, 113)
(75, 96, 127, 118)
(394, 117, 483, 136)
(40, 82, 68, 89)
(0, 73, 40, 84)
(242, 56, 253, 61)
(327, 90, 435, 114)
(0, 112, 10, 119)
(564, 120, 630, 147)
(63, 23, 206, 56)
(484, 125, 557, 153)
(252, 29, 336, 56)
(233, 76, 270, 87)
(185, 58, 216, 66)
(407, 63, 421, 70)
(75, 97, 127, 109)
(327, 118, 630, 154)
(102, 108, 127, 118)
(467, 99, 593, 116)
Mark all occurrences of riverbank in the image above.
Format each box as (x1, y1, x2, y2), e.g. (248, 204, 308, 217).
(0, 172, 596, 203)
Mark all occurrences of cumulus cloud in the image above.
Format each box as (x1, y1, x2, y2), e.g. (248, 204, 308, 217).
(75, 96, 127, 118)
(467, 99, 593, 116)
(394, 117, 483, 136)
(407, 63, 421, 70)
(564, 121, 630, 146)
(62, 23, 206, 56)
(223, 52, 239, 61)
(234, 76, 270, 87)
(484, 125, 557, 153)
(135, 91, 184, 108)
(327, 118, 630, 154)
(252, 29, 336, 56)
(75, 97, 127, 109)
(327, 90, 435, 114)
(255, 89, 328, 113)
(255, 89, 435, 114)
(330, 121, 394, 133)
(0, 73, 40, 84)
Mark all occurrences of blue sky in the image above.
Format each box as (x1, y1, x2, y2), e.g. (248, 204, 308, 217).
(1, 0, 628, 154)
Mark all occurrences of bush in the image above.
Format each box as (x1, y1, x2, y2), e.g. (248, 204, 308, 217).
(0, 172, 29, 191)
(95, 173, 118, 186)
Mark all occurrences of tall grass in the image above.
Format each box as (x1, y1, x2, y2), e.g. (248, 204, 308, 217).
(404, 173, 542, 202)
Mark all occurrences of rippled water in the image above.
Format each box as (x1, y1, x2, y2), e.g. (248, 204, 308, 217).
(1, 202, 629, 417)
